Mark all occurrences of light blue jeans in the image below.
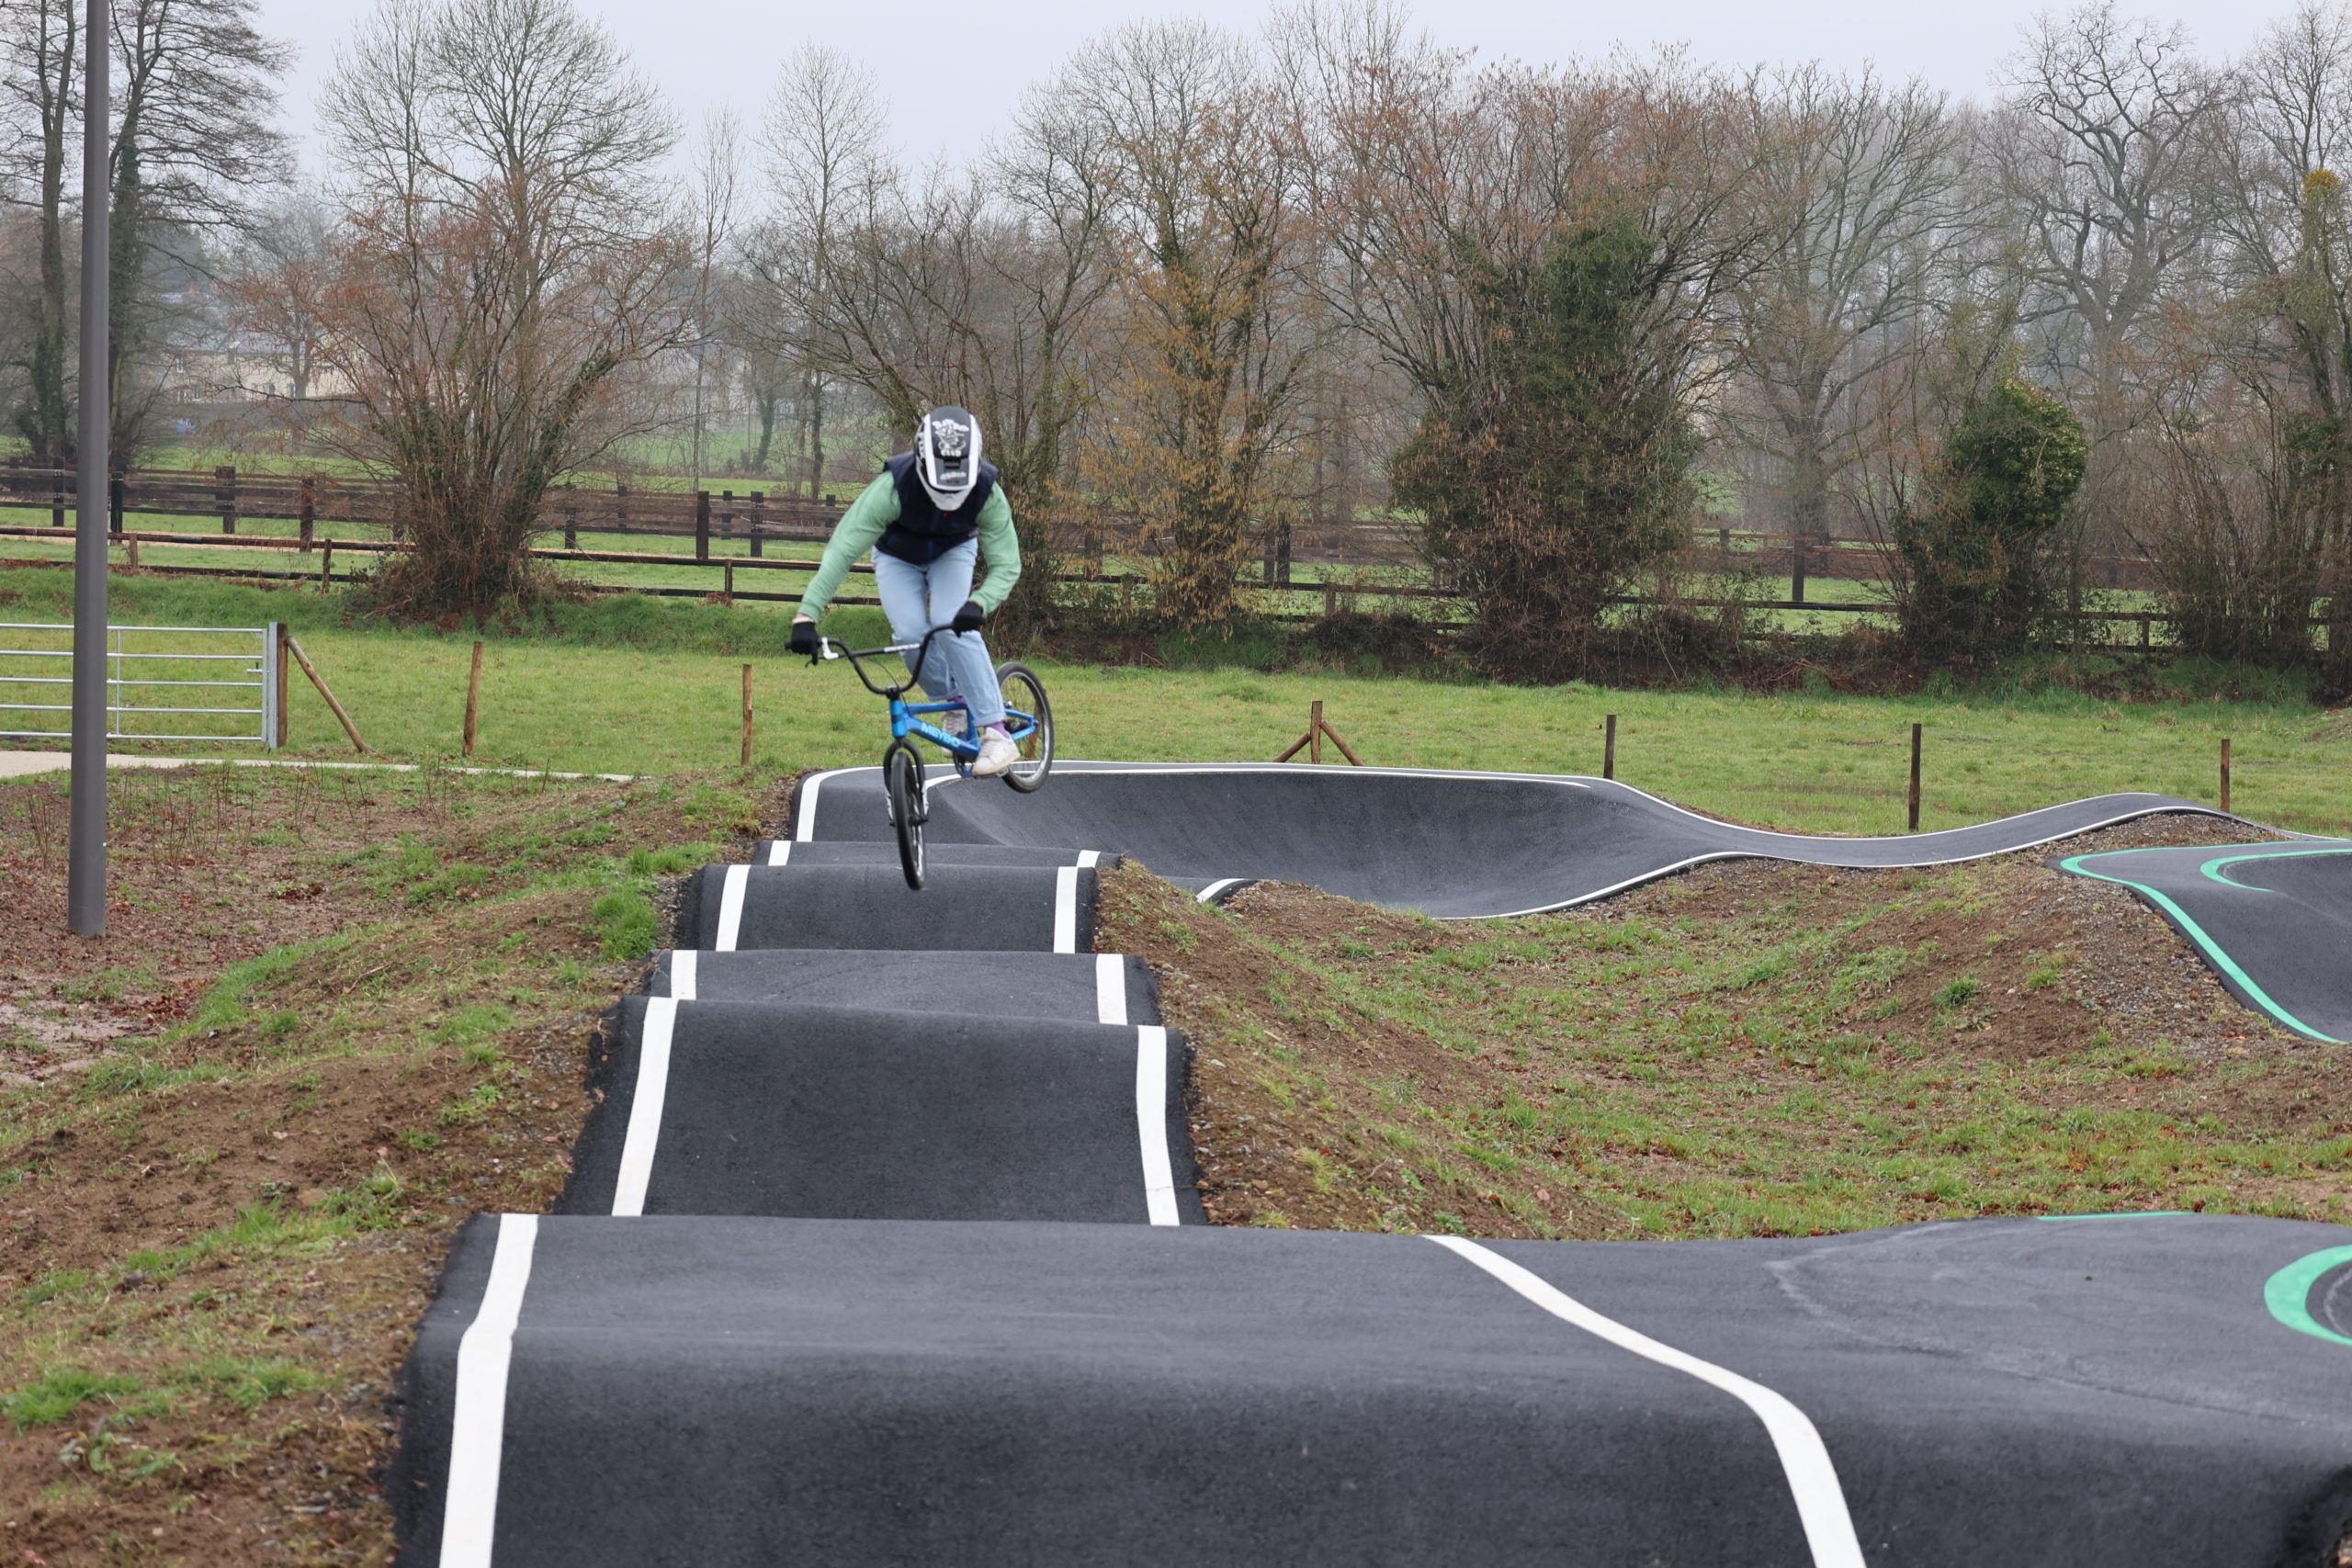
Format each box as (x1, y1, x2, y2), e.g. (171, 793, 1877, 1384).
(869, 538, 1006, 727)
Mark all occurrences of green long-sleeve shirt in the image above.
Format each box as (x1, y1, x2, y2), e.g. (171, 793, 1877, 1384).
(793, 473, 1022, 620)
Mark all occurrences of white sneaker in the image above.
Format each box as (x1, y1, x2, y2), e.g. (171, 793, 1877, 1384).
(973, 728, 1018, 778)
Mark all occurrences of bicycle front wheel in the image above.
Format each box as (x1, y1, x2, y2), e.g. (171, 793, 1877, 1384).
(884, 741, 926, 889)
(994, 661, 1055, 793)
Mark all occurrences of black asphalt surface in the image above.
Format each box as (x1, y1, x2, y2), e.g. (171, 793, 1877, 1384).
(2057, 840, 2352, 1043)
(396, 1213, 2352, 1567)
(560, 998, 1200, 1223)
(678, 862, 1096, 952)
(645, 948, 1157, 1021)
(751, 840, 1123, 871)
(391, 761, 2352, 1566)
(788, 761, 2237, 916)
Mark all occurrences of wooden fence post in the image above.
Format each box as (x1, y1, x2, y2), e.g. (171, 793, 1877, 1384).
(108, 474, 124, 536)
(297, 477, 316, 550)
(1907, 722, 1923, 832)
(1273, 699, 1363, 765)
(2221, 737, 2233, 814)
(51, 478, 64, 528)
(695, 491, 711, 560)
(463, 641, 484, 759)
(724, 561, 735, 604)
(741, 664, 753, 768)
(319, 541, 334, 591)
(1791, 536, 1806, 604)
(563, 483, 579, 550)
(1604, 714, 1616, 780)
(749, 491, 764, 558)
(217, 465, 238, 534)
(284, 636, 369, 753)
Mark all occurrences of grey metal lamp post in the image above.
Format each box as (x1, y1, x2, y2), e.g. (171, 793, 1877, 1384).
(67, 0, 109, 936)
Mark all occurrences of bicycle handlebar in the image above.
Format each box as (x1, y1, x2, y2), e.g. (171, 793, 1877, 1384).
(813, 624, 956, 698)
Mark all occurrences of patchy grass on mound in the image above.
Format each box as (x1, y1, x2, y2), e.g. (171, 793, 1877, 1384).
(0, 766, 765, 1566)
(1099, 815, 2352, 1240)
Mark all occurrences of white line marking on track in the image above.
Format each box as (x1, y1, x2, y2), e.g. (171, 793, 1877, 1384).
(1052, 866, 1080, 953)
(610, 998, 676, 1216)
(1075, 849, 1101, 867)
(438, 1212, 537, 1568)
(793, 767, 861, 842)
(765, 840, 791, 867)
(1095, 953, 1128, 1025)
(1195, 878, 1244, 904)
(1135, 1026, 1179, 1225)
(666, 950, 697, 1001)
(1426, 1235, 1863, 1568)
(715, 864, 749, 953)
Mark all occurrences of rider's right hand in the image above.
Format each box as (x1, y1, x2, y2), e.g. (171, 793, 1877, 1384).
(789, 616, 818, 659)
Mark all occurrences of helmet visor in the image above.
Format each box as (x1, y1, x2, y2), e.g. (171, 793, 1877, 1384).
(919, 409, 978, 498)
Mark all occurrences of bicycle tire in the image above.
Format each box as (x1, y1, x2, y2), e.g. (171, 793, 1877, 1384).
(884, 741, 926, 889)
(994, 661, 1054, 792)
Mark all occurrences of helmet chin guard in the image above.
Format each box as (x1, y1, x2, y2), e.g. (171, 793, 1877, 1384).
(915, 406, 981, 511)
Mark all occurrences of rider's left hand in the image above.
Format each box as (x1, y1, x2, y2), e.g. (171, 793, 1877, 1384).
(951, 599, 986, 634)
(789, 616, 818, 657)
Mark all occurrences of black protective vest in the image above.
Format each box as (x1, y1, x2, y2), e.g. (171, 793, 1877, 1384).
(876, 451, 998, 566)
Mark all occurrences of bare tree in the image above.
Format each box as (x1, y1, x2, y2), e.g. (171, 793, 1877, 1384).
(1, 0, 83, 462)
(1287, 13, 1772, 668)
(684, 108, 742, 495)
(220, 184, 335, 401)
(749, 44, 889, 497)
(311, 0, 684, 620)
(749, 42, 1119, 627)
(2177, 0, 2352, 669)
(1730, 66, 1969, 543)
(107, 0, 292, 453)
(0, 0, 291, 463)
(1050, 18, 1315, 629)
(1994, 0, 2228, 606)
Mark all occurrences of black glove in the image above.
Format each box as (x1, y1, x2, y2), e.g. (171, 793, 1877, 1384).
(951, 599, 987, 634)
(789, 618, 818, 657)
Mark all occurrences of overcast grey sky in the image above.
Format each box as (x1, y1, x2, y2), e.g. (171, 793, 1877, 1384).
(260, 0, 2282, 171)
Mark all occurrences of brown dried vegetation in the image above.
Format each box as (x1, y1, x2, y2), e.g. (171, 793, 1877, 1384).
(0, 765, 761, 1565)
(1101, 814, 2352, 1241)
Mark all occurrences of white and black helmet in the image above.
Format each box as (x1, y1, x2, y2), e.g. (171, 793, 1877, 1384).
(914, 406, 982, 511)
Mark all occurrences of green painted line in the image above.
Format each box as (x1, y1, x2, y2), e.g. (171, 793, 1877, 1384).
(2036, 1212, 2191, 1221)
(2058, 852, 2341, 1043)
(2264, 1245, 2352, 1348)
(2197, 844, 2352, 888)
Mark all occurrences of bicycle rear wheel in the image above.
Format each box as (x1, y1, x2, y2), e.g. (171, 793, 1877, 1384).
(884, 741, 926, 889)
(994, 661, 1054, 793)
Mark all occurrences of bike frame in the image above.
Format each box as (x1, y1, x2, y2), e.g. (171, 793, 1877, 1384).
(817, 626, 1040, 766)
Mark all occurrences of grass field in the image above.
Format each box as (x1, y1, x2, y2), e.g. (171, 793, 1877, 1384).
(1, 568, 2345, 837)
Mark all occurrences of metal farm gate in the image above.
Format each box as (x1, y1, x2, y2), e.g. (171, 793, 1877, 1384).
(0, 621, 281, 748)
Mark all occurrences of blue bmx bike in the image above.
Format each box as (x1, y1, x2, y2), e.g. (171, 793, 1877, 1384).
(812, 625, 1054, 889)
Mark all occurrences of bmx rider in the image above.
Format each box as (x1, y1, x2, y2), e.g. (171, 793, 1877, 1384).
(789, 405, 1023, 777)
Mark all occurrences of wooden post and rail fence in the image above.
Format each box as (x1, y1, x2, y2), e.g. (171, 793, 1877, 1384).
(5, 462, 2335, 651)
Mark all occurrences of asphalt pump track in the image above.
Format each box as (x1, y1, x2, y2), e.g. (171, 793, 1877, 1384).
(393, 762, 2352, 1566)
